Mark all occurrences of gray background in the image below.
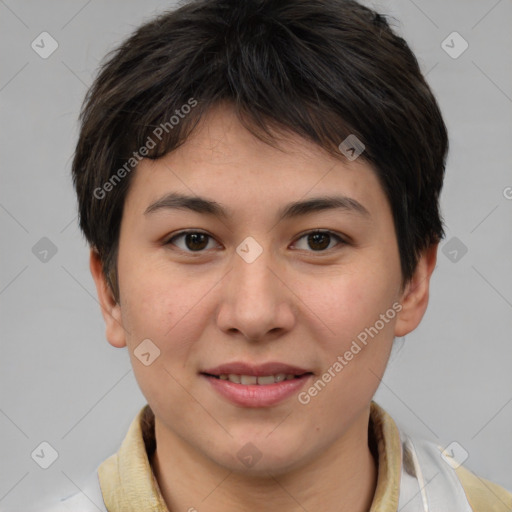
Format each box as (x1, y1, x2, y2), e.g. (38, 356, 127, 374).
(1, 0, 511, 510)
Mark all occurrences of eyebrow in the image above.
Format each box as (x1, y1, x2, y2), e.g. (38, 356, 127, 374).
(144, 192, 370, 221)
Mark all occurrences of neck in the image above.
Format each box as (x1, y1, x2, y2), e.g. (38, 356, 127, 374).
(150, 408, 378, 512)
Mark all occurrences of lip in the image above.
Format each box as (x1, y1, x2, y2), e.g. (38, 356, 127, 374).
(201, 361, 312, 377)
(202, 373, 313, 407)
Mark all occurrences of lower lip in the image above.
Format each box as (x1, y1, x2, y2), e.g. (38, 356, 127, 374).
(202, 374, 312, 407)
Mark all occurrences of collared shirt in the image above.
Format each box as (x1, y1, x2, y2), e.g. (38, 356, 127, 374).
(41, 401, 512, 511)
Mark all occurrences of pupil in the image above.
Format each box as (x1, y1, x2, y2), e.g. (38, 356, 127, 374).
(186, 233, 208, 251)
(309, 232, 330, 250)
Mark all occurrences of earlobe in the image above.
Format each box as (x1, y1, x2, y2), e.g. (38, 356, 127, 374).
(394, 243, 438, 338)
(89, 248, 127, 348)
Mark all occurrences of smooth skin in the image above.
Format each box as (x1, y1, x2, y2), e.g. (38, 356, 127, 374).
(90, 103, 437, 512)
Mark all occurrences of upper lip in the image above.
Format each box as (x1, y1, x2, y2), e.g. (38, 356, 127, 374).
(201, 362, 313, 377)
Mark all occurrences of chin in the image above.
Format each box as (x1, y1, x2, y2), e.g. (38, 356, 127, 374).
(209, 437, 309, 477)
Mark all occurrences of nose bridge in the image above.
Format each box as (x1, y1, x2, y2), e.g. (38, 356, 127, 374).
(216, 235, 295, 339)
(232, 236, 278, 306)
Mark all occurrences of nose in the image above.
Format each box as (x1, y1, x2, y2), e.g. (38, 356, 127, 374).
(215, 241, 296, 342)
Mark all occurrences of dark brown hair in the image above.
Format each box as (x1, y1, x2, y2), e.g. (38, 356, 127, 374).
(72, 0, 449, 303)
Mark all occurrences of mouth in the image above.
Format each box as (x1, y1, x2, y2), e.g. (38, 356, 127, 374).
(201, 361, 314, 378)
(199, 362, 314, 407)
(201, 372, 313, 385)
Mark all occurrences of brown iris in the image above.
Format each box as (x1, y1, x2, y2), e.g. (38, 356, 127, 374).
(184, 232, 209, 251)
(307, 232, 331, 251)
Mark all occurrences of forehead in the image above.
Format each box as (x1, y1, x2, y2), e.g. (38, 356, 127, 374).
(122, 104, 388, 222)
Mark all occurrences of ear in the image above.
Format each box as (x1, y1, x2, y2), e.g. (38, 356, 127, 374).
(89, 248, 127, 348)
(394, 243, 438, 337)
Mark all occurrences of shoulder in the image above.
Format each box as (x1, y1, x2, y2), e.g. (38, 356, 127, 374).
(455, 464, 512, 512)
(31, 469, 107, 512)
(403, 433, 512, 512)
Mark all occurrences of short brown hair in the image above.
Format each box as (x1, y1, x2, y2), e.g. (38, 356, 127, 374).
(72, 0, 449, 303)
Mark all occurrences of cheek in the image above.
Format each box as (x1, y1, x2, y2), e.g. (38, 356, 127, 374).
(298, 263, 399, 403)
(119, 262, 217, 374)
(119, 271, 204, 416)
(120, 258, 194, 334)
(301, 264, 399, 341)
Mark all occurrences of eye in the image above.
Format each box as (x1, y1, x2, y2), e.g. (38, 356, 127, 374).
(164, 229, 347, 254)
(165, 230, 218, 252)
(292, 230, 347, 252)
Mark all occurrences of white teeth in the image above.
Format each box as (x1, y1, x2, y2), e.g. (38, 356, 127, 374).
(257, 375, 276, 385)
(240, 375, 258, 385)
(219, 373, 299, 385)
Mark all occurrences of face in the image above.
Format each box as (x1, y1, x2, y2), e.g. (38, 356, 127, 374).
(91, 103, 436, 476)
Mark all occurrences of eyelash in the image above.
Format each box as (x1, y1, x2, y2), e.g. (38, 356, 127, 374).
(164, 229, 348, 255)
